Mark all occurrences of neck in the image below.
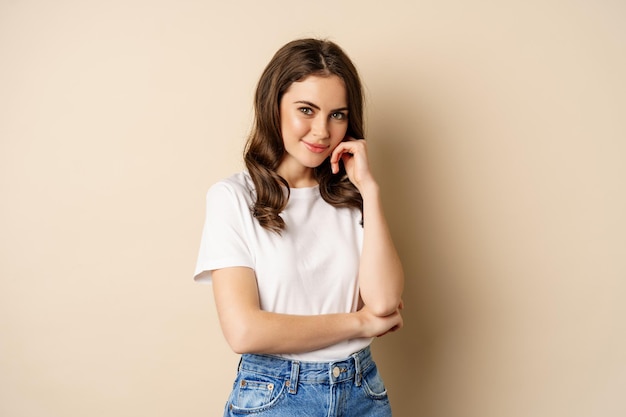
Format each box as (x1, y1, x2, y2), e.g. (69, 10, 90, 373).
(277, 166, 317, 188)
(276, 161, 317, 188)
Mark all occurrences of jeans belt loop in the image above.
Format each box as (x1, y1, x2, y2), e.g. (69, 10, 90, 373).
(353, 351, 362, 387)
(288, 361, 300, 394)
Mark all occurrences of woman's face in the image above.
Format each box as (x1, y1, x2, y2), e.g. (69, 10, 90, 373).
(277, 75, 349, 185)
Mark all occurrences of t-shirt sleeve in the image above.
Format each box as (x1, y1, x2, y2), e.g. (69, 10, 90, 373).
(193, 182, 254, 283)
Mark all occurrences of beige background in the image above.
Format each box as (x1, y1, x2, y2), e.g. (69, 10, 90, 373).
(1, 1, 625, 416)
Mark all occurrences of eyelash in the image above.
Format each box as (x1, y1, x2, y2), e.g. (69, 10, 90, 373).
(298, 107, 347, 121)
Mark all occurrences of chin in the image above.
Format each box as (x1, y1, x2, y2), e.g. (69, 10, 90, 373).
(293, 153, 322, 167)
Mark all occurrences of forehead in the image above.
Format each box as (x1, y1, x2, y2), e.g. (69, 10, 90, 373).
(282, 75, 347, 107)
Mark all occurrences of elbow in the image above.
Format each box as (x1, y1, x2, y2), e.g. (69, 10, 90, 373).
(229, 344, 251, 356)
(361, 285, 403, 317)
(368, 305, 398, 318)
(226, 335, 248, 355)
(226, 337, 254, 355)
(366, 297, 402, 317)
(224, 327, 252, 354)
(222, 319, 261, 354)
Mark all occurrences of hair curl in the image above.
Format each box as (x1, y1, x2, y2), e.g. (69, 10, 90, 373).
(244, 38, 365, 233)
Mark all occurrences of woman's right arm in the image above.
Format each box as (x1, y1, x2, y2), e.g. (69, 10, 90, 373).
(212, 266, 403, 355)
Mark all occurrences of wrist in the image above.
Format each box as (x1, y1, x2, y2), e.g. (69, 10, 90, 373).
(352, 309, 369, 338)
(357, 180, 379, 199)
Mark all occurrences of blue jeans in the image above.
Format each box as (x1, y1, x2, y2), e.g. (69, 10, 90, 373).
(223, 346, 392, 416)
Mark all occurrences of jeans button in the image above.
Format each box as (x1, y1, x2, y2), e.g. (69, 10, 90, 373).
(332, 366, 340, 378)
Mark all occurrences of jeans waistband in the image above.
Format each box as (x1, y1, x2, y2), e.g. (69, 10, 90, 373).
(238, 346, 374, 393)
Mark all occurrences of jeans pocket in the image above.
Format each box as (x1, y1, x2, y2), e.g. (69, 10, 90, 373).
(361, 364, 388, 400)
(229, 371, 285, 414)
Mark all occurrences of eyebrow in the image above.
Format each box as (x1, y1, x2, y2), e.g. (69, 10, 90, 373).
(293, 100, 349, 113)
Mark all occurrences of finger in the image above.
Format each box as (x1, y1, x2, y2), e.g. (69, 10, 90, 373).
(331, 150, 347, 174)
(330, 140, 364, 174)
(331, 142, 352, 161)
(330, 145, 352, 174)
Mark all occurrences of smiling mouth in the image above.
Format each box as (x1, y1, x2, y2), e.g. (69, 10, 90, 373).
(302, 141, 328, 154)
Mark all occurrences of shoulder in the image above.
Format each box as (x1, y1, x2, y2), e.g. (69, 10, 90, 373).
(206, 171, 255, 206)
(207, 171, 255, 202)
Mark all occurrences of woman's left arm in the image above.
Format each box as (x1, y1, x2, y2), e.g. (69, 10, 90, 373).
(331, 139, 404, 317)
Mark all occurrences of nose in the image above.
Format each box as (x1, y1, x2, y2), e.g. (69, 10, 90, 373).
(311, 116, 330, 139)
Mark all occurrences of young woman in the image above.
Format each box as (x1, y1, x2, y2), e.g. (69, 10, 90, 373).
(194, 38, 404, 417)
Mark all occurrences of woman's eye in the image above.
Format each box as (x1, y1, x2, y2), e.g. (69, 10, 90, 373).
(331, 112, 347, 120)
(299, 107, 313, 115)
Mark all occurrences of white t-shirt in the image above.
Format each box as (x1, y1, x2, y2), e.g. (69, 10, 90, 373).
(194, 171, 371, 361)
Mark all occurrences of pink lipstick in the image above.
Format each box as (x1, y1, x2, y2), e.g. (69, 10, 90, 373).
(302, 141, 328, 154)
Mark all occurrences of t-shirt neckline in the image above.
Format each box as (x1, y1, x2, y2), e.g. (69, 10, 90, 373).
(288, 184, 319, 199)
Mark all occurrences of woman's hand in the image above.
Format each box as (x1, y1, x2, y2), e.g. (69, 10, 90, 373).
(330, 138, 376, 193)
(357, 302, 404, 338)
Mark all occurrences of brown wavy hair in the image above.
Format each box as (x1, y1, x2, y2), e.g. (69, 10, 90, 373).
(244, 38, 365, 233)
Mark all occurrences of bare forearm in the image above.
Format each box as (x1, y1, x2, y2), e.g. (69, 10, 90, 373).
(330, 139, 404, 316)
(213, 267, 400, 355)
(358, 183, 404, 316)
(225, 310, 363, 355)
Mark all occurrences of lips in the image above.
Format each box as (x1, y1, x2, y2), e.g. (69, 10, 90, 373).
(302, 140, 329, 154)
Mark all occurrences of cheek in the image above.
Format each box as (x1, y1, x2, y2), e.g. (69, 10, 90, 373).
(330, 124, 348, 142)
(282, 114, 308, 137)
